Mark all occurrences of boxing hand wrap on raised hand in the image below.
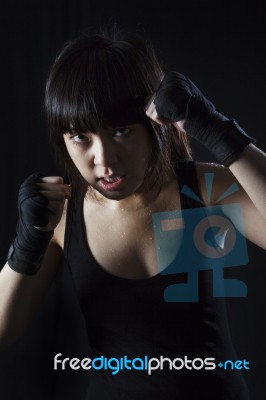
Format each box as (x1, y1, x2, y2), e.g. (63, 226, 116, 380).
(154, 71, 255, 165)
(7, 172, 54, 275)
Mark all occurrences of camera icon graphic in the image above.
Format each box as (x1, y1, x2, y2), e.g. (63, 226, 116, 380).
(152, 203, 249, 302)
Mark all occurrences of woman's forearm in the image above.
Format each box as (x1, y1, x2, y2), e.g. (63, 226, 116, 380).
(229, 144, 266, 218)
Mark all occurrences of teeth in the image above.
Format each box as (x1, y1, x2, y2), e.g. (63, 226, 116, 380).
(103, 176, 121, 183)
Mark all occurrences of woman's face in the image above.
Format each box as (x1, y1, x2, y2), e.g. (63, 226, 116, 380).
(63, 123, 152, 200)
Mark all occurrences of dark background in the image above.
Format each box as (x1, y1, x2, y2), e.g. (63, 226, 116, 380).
(0, 1, 265, 399)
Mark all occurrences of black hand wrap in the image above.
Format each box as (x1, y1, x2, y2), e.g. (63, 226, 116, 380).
(7, 172, 53, 275)
(154, 71, 255, 165)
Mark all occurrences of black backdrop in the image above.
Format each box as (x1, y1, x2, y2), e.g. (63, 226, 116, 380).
(0, 1, 265, 399)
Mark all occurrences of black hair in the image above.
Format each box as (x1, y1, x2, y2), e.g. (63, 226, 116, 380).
(45, 29, 192, 196)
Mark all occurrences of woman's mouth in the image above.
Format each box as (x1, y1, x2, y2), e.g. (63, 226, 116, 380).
(98, 175, 126, 191)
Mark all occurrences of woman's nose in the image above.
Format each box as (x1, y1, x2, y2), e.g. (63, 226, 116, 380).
(93, 137, 118, 167)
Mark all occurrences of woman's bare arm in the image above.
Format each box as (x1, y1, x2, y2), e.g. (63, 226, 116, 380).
(0, 239, 62, 349)
(0, 176, 69, 349)
(196, 160, 266, 249)
(228, 144, 266, 218)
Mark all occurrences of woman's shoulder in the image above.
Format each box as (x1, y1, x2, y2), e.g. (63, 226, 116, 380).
(194, 160, 224, 173)
(193, 161, 239, 206)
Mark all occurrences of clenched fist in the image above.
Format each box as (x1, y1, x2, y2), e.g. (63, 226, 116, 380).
(7, 172, 71, 275)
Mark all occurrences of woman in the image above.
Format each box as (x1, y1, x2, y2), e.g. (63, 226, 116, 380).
(1, 30, 265, 399)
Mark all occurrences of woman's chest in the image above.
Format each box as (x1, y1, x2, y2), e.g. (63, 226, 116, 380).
(83, 188, 181, 279)
(84, 208, 159, 279)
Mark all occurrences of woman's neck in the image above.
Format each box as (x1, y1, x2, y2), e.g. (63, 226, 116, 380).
(86, 169, 177, 213)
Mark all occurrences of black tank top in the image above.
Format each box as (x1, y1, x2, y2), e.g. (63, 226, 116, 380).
(64, 161, 249, 399)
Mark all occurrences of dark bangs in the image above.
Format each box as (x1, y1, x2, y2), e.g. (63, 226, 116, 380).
(45, 34, 161, 134)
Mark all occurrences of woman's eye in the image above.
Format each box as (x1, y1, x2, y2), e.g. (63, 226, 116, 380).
(113, 128, 130, 137)
(72, 134, 89, 144)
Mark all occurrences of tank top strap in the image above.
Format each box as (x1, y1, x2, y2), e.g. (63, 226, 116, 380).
(176, 161, 204, 209)
(63, 191, 78, 262)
